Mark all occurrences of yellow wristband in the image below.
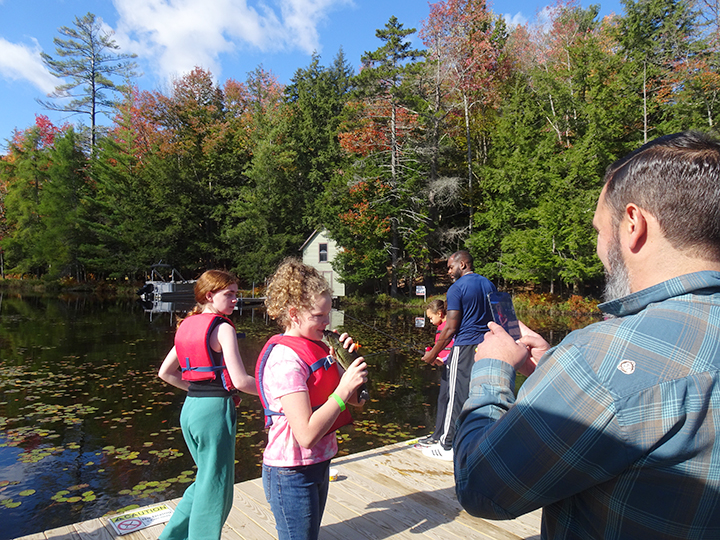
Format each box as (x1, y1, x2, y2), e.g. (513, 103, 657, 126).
(329, 392, 346, 412)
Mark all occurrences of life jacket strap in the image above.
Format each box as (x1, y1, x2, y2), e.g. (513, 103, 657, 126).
(263, 401, 328, 428)
(181, 359, 224, 373)
(308, 355, 334, 373)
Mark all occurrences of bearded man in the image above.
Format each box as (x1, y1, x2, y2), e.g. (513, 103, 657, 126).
(454, 131, 720, 539)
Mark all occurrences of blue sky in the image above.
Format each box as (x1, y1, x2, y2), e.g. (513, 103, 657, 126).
(0, 0, 622, 150)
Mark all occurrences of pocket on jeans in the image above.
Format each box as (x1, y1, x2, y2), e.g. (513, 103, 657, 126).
(277, 466, 300, 477)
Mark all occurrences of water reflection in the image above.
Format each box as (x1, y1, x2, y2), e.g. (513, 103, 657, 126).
(0, 292, 598, 539)
(0, 294, 441, 538)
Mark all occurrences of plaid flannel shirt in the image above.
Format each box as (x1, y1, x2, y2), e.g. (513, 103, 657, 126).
(455, 271, 720, 539)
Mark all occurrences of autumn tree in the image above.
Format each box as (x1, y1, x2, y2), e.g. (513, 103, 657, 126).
(345, 16, 426, 296)
(92, 68, 257, 278)
(90, 86, 162, 278)
(39, 12, 138, 150)
(421, 0, 508, 235)
(659, 0, 718, 130)
(147, 68, 249, 273)
(0, 118, 96, 280)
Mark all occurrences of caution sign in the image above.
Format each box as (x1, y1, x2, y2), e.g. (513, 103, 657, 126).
(108, 504, 173, 535)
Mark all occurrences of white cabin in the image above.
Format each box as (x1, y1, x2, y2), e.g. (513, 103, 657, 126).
(300, 229, 345, 298)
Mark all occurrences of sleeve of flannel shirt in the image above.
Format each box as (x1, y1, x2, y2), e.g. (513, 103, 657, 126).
(453, 343, 631, 520)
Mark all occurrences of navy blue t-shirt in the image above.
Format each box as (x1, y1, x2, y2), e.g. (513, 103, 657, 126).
(446, 272, 497, 346)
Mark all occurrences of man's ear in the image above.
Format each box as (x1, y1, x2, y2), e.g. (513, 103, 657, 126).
(624, 203, 648, 252)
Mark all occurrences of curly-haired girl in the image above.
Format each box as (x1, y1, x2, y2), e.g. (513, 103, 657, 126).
(256, 258, 367, 540)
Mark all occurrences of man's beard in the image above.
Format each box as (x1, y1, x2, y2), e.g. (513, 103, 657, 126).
(603, 234, 632, 302)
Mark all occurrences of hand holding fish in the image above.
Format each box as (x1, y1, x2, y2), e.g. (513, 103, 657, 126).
(323, 330, 369, 404)
(338, 356, 368, 406)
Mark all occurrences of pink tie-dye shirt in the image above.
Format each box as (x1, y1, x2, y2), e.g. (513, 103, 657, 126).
(261, 343, 338, 466)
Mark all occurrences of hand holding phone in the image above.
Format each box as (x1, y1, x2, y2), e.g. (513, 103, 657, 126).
(487, 292, 522, 341)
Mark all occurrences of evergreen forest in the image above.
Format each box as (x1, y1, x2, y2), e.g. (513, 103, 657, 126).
(1, 0, 718, 297)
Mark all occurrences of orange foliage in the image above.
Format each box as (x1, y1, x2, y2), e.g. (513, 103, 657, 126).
(338, 99, 419, 157)
(339, 179, 392, 236)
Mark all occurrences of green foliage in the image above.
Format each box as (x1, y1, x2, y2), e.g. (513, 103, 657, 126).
(325, 17, 431, 296)
(285, 50, 355, 227)
(2, 0, 720, 291)
(39, 129, 94, 279)
(1, 118, 60, 276)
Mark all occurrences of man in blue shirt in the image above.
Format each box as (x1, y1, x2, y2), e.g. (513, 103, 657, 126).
(421, 251, 496, 460)
(454, 131, 720, 538)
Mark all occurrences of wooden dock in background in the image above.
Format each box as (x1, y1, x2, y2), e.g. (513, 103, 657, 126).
(14, 441, 542, 540)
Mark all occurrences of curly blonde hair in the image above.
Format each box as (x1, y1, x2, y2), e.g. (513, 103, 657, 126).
(265, 258, 331, 330)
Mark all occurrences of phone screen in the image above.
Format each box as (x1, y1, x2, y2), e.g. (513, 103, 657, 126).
(487, 292, 522, 340)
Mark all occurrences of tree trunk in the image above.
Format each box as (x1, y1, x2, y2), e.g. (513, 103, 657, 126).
(390, 102, 399, 298)
(464, 92, 473, 234)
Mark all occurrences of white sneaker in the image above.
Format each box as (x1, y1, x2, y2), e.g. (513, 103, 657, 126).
(422, 445, 453, 461)
(414, 440, 440, 450)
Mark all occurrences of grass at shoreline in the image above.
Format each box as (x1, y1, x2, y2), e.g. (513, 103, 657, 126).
(0, 277, 139, 298)
(343, 290, 602, 316)
(0, 277, 602, 316)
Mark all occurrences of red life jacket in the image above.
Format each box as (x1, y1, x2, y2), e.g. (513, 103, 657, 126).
(175, 313, 235, 391)
(436, 321, 454, 361)
(255, 334, 353, 434)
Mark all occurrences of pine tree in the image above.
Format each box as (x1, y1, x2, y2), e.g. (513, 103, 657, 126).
(0, 117, 61, 276)
(39, 129, 92, 280)
(39, 12, 138, 150)
(351, 16, 426, 296)
(284, 50, 354, 227)
(616, 0, 702, 141)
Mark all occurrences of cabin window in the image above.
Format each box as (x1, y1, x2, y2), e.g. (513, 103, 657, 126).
(319, 243, 328, 263)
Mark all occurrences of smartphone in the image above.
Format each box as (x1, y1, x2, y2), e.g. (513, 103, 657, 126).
(487, 292, 522, 340)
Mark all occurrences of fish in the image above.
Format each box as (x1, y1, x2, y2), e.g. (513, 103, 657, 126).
(323, 329, 369, 403)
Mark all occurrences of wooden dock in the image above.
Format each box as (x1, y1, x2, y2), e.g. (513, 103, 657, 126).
(14, 441, 541, 540)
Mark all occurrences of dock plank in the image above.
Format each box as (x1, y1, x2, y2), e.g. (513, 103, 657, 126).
(42, 525, 81, 540)
(11, 441, 542, 540)
(334, 446, 526, 540)
(326, 473, 461, 540)
(227, 481, 279, 539)
(342, 443, 541, 540)
(73, 519, 114, 540)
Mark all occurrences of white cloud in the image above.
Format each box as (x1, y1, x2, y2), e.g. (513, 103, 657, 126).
(0, 38, 57, 93)
(111, 0, 349, 80)
(280, 0, 349, 53)
(502, 12, 528, 29)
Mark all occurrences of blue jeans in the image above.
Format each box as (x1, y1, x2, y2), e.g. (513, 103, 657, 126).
(262, 460, 331, 540)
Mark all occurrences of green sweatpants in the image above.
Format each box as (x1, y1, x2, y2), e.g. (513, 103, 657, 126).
(159, 396, 237, 540)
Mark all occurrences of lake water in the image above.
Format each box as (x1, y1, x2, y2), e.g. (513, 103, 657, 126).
(0, 292, 595, 539)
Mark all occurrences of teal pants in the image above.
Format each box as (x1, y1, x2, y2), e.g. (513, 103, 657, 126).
(159, 396, 237, 540)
